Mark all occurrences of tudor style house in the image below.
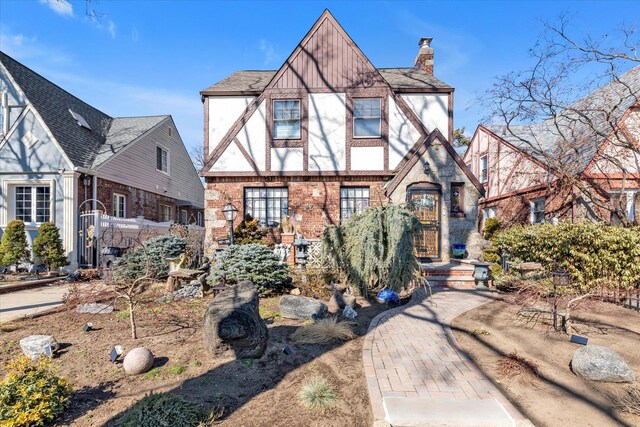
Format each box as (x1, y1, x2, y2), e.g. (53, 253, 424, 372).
(464, 66, 640, 228)
(201, 10, 484, 262)
(0, 52, 204, 270)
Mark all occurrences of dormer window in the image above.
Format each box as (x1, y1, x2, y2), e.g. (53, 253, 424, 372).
(69, 109, 92, 130)
(273, 100, 300, 139)
(353, 98, 381, 138)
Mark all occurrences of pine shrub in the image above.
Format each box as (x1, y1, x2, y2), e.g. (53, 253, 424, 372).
(113, 234, 187, 281)
(32, 222, 68, 271)
(0, 356, 72, 427)
(0, 220, 29, 270)
(321, 204, 420, 294)
(207, 244, 290, 295)
(118, 392, 203, 427)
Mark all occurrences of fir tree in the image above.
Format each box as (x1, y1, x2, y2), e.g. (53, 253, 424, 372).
(0, 220, 30, 270)
(32, 222, 68, 271)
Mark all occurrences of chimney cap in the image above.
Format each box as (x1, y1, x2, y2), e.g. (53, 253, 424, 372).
(418, 37, 433, 47)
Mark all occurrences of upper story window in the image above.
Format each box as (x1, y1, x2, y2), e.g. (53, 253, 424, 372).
(244, 187, 288, 227)
(156, 146, 169, 174)
(611, 191, 638, 225)
(353, 98, 381, 138)
(113, 193, 126, 218)
(340, 187, 370, 221)
(530, 197, 545, 224)
(480, 155, 488, 183)
(273, 100, 300, 139)
(15, 186, 50, 224)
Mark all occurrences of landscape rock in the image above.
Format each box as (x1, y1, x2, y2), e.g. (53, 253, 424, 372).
(158, 282, 203, 302)
(19, 335, 59, 360)
(329, 293, 357, 311)
(290, 288, 301, 296)
(203, 281, 268, 359)
(571, 345, 635, 383)
(279, 295, 327, 320)
(76, 303, 114, 314)
(123, 347, 155, 375)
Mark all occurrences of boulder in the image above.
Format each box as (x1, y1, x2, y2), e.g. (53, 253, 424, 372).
(571, 345, 635, 383)
(123, 347, 155, 375)
(203, 281, 268, 359)
(19, 335, 59, 360)
(328, 293, 357, 311)
(76, 303, 114, 314)
(279, 295, 327, 320)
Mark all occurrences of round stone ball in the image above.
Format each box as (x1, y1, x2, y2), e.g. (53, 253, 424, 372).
(123, 347, 155, 375)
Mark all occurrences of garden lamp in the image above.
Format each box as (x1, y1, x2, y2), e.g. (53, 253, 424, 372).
(222, 203, 238, 245)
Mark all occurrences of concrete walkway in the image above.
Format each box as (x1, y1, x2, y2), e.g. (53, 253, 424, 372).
(363, 288, 531, 426)
(0, 284, 71, 323)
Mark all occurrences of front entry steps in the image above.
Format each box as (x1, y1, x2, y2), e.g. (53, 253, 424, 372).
(420, 262, 476, 288)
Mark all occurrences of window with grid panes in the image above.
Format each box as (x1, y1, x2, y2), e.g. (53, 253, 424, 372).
(15, 186, 50, 224)
(244, 187, 288, 227)
(340, 187, 370, 221)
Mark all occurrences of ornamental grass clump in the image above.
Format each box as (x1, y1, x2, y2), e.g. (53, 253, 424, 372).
(118, 392, 204, 427)
(299, 377, 337, 411)
(292, 317, 356, 344)
(0, 356, 72, 427)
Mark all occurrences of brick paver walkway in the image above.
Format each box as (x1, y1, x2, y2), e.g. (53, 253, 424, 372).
(363, 288, 529, 426)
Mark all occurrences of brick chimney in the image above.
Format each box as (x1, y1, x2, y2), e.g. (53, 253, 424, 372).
(414, 37, 434, 75)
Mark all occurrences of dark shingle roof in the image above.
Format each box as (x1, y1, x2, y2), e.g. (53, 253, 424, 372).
(486, 66, 640, 174)
(0, 51, 166, 169)
(201, 67, 452, 94)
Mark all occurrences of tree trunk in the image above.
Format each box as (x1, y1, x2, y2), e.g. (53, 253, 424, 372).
(129, 299, 137, 340)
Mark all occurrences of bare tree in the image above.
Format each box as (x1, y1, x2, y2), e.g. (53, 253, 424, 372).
(189, 143, 206, 171)
(482, 15, 640, 226)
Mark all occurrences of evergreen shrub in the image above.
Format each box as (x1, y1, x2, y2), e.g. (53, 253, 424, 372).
(118, 392, 203, 427)
(113, 235, 187, 281)
(32, 222, 68, 271)
(233, 214, 272, 248)
(0, 220, 29, 270)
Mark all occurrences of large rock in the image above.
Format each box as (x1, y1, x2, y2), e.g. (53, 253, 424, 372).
(203, 281, 268, 359)
(19, 335, 59, 360)
(279, 295, 328, 320)
(123, 347, 155, 375)
(571, 345, 635, 383)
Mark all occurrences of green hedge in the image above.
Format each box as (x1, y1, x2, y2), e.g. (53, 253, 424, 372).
(498, 222, 640, 289)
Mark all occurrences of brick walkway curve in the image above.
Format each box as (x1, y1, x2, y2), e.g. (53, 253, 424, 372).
(363, 288, 531, 426)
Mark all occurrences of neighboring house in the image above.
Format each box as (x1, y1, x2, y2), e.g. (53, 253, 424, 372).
(201, 10, 484, 262)
(464, 66, 640, 228)
(0, 52, 204, 270)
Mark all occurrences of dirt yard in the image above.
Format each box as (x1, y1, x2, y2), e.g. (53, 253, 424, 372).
(451, 298, 640, 427)
(0, 282, 391, 426)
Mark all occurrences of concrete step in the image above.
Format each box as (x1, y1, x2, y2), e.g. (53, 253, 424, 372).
(383, 397, 515, 427)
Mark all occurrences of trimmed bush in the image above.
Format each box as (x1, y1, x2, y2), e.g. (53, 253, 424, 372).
(321, 204, 420, 294)
(498, 222, 640, 289)
(0, 220, 29, 270)
(118, 392, 203, 427)
(484, 217, 502, 240)
(207, 244, 290, 296)
(0, 356, 72, 427)
(233, 214, 272, 248)
(114, 235, 187, 281)
(32, 222, 68, 271)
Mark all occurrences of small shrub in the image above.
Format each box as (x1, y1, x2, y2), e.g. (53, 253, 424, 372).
(31, 222, 68, 271)
(484, 218, 502, 240)
(471, 327, 491, 336)
(207, 244, 290, 296)
(118, 392, 204, 427)
(497, 351, 539, 383)
(0, 356, 72, 427)
(114, 235, 187, 281)
(292, 317, 355, 344)
(233, 214, 272, 247)
(116, 308, 131, 320)
(0, 220, 29, 270)
(290, 268, 334, 299)
(612, 385, 640, 416)
(299, 377, 337, 411)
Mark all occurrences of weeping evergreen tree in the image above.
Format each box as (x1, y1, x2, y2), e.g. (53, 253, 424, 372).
(322, 204, 420, 295)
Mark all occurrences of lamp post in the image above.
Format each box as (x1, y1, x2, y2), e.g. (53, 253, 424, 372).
(221, 203, 238, 246)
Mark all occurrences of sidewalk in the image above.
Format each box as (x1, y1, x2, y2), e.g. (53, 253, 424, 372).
(363, 288, 532, 426)
(0, 284, 71, 323)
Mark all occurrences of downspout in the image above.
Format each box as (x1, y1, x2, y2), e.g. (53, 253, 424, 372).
(92, 175, 97, 211)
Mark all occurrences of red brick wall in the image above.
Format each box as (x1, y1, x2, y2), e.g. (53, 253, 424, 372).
(204, 177, 388, 249)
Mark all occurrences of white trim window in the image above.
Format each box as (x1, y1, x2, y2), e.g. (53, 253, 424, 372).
(530, 197, 545, 224)
(156, 145, 169, 174)
(273, 100, 301, 139)
(479, 155, 488, 183)
(15, 185, 51, 224)
(353, 98, 381, 138)
(159, 204, 172, 222)
(611, 190, 638, 224)
(113, 193, 126, 218)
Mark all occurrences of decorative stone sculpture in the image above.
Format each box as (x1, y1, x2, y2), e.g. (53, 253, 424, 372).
(571, 345, 635, 383)
(273, 243, 290, 265)
(123, 347, 155, 375)
(279, 295, 328, 320)
(19, 335, 59, 360)
(203, 281, 268, 359)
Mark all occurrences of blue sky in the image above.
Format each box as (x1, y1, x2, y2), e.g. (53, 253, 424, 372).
(1, 0, 638, 154)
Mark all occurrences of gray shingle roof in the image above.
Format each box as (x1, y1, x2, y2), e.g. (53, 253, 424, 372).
(201, 67, 452, 94)
(0, 51, 167, 169)
(486, 66, 640, 174)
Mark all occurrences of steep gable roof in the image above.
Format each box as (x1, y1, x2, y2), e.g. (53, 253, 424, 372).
(0, 51, 170, 169)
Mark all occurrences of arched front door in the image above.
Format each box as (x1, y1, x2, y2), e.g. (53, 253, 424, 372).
(407, 186, 441, 261)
